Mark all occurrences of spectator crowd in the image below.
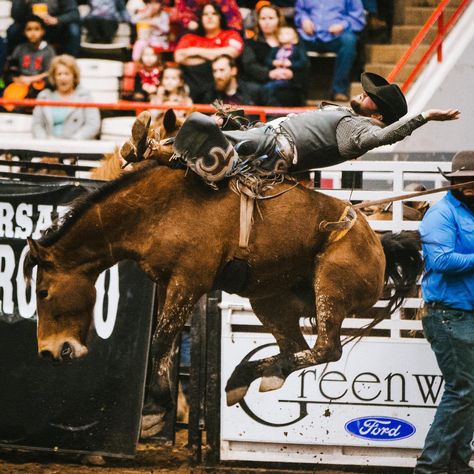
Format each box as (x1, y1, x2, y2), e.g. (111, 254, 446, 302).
(0, 0, 393, 140)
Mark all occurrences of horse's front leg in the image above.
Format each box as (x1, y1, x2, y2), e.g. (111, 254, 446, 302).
(141, 279, 200, 438)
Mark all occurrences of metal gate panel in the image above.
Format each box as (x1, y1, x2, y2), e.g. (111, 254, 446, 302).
(220, 312, 440, 466)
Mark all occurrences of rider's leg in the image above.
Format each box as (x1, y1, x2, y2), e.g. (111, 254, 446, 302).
(173, 112, 241, 182)
(223, 126, 276, 157)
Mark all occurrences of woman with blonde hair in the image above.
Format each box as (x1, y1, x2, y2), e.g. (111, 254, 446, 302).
(241, 2, 307, 106)
(32, 54, 101, 140)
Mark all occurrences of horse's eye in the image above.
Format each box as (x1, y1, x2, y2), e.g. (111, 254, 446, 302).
(38, 289, 48, 299)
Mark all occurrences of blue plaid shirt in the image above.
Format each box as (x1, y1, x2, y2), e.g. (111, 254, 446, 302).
(420, 191, 474, 311)
(295, 0, 366, 43)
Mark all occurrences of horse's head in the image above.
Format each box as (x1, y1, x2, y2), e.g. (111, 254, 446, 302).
(26, 238, 96, 361)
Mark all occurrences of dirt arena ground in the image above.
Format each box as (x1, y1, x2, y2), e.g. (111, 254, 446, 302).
(0, 429, 413, 474)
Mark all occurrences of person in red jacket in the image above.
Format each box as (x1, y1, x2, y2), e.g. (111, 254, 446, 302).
(173, 0, 242, 34)
(174, 2, 243, 102)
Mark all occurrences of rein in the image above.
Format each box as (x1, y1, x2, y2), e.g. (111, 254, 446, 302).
(319, 180, 474, 238)
(352, 180, 474, 211)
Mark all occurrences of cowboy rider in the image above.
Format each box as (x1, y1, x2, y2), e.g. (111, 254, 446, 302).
(120, 72, 460, 182)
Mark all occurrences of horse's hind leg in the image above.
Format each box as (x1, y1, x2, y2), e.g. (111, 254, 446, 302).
(225, 239, 384, 406)
(225, 290, 312, 406)
(282, 241, 383, 371)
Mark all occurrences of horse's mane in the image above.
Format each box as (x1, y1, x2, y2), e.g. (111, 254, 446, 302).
(39, 160, 162, 247)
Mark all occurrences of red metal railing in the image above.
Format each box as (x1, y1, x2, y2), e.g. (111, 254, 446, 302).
(387, 0, 471, 92)
(0, 98, 312, 123)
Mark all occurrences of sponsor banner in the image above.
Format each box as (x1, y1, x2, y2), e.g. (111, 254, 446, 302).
(0, 181, 155, 456)
(221, 330, 443, 451)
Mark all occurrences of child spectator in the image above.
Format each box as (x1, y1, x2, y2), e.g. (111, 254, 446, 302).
(83, 0, 131, 44)
(5, 15, 55, 99)
(8, 0, 81, 57)
(151, 64, 193, 111)
(263, 25, 308, 102)
(134, 46, 163, 101)
(131, 0, 170, 62)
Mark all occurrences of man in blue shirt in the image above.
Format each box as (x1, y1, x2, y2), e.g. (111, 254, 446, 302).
(415, 151, 474, 474)
(295, 0, 366, 101)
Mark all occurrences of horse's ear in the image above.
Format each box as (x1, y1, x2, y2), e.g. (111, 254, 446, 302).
(163, 109, 177, 133)
(27, 238, 48, 262)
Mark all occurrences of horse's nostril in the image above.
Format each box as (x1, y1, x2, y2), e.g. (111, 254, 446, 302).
(39, 350, 54, 360)
(61, 342, 73, 358)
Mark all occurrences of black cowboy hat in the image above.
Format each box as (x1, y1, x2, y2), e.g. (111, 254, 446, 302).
(361, 72, 408, 125)
(441, 150, 474, 179)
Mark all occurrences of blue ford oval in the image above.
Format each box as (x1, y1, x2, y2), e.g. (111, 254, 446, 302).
(345, 416, 416, 441)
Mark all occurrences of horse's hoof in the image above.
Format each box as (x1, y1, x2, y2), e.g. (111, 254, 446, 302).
(226, 386, 249, 406)
(120, 140, 137, 163)
(259, 375, 285, 392)
(133, 110, 152, 155)
(140, 413, 166, 438)
(81, 454, 105, 466)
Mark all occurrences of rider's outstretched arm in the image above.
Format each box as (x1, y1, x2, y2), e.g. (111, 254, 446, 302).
(337, 109, 460, 159)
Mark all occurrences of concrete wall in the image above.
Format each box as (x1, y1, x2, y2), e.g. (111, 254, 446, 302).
(384, 3, 474, 153)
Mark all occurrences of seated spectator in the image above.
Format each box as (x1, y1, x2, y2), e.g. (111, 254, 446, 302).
(295, 0, 366, 101)
(263, 25, 308, 105)
(201, 54, 259, 105)
(83, 0, 130, 44)
(5, 15, 55, 99)
(134, 46, 163, 101)
(151, 64, 193, 113)
(32, 55, 101, 140)
(131, 0, 170, 61)
(240, 3, 304, 106)
(7, 0, 81, 57)
(173, 0, 242, 35)
(363, 0, 393, 42)
(174, 2, 244, 102)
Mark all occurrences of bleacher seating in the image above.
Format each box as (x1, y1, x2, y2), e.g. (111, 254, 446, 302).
(100, 116, 135, 143)
(77, 58, 124, 103)
(78, 4, 132, 56)
(0, 0, 12, 38)
(0, 112, 33, 140)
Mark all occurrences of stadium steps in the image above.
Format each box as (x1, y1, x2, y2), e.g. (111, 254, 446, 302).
(362, 1, 460, 97)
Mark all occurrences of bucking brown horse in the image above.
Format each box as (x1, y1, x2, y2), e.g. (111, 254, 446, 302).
(24, 110, 422, 435)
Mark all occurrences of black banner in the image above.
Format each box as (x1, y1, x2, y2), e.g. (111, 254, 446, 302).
(0, 180, 155, 457)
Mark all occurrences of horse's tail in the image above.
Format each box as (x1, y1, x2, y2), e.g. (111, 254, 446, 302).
(380, 231, 423, 314)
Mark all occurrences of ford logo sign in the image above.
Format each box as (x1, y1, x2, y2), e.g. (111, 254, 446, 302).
(345, 416, 416, 441)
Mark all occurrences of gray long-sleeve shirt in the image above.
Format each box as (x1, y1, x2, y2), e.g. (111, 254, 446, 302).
(279, 104, 429, 170)
(336, 111, 427, 159)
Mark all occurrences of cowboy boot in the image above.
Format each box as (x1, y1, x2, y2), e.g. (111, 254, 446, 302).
(120, 110, 152, 164)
